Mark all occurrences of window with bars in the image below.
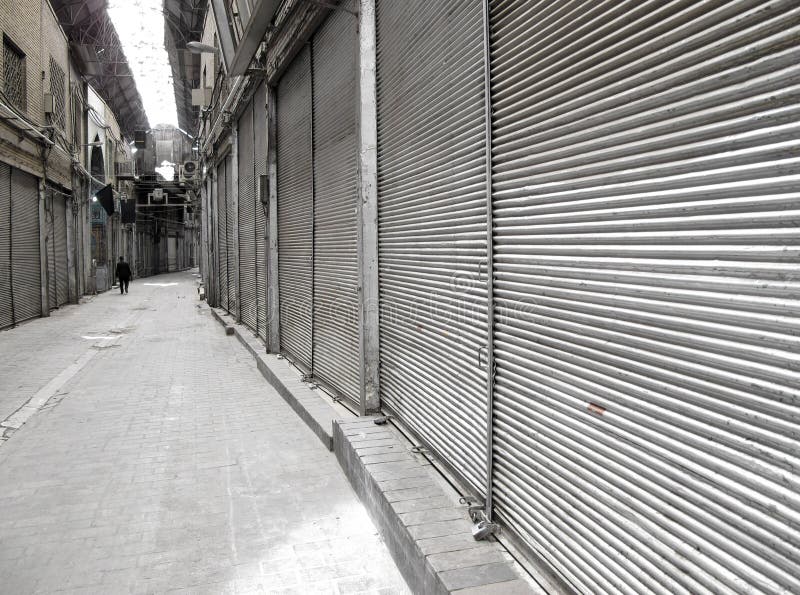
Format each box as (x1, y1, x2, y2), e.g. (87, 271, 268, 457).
(49, 57, 66, 129)
(3, 36, 26, 111)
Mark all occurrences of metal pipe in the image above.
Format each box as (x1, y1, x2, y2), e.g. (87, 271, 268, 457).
(481, 0, 495, 522)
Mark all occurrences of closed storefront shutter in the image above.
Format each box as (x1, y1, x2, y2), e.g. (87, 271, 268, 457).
(225, 153, 237, 315)
(376, 0, 489, 493)
(46, 189, 57, 310)
(312, 4, 360, 404)
(54, 193, 68, 306)
(254, 83, 269, 342)
(217, 159, 229, 312)
(10, 167, 41, 323)
(277, 46, 313, 370)
(0, 163, 12, 329)
(489, 1, 800, 592)
(238, 100, 257, 332)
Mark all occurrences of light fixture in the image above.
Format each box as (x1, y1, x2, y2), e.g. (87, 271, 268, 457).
(131, 147, 138, 154)
(92, 196, 98, 202)
(186, 41, 219, 55)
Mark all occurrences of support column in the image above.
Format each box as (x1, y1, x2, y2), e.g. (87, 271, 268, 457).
(266, 86, 281, 354)
(356, 0, 379, 415)
(231, 127, 241, 322)
(37, 179, 50, 316)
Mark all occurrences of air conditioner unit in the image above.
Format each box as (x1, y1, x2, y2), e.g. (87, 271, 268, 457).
(180, 161, 199, 183)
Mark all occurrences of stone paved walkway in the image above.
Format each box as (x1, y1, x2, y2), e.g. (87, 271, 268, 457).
(0, 271, 409, 594)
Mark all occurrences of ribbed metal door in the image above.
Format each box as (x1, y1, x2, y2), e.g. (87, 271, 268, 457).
(376, 0, 489, 493)
(0, 163, 12, 329)
(54, 194, 67, 306)
(217, 159, 229, 312)
(489, 1, 800, 593)
(254, 82, 268, 342)
(45, 189, 56, 310)
(225, 153, 237, 314)
(10, 167, 41, 323)
(238, 100, 257, 332)
(277, 46, 313, 370)
(312, 3, 359, 403)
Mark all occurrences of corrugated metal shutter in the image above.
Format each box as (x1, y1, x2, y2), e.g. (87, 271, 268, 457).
(238, 99, 257, 332)
(254, 82, 269, 342)
(312, 3, 360, 403)
(10, 167, 41, 323)
(225, 153, 237, 315)
(217, 159, 229, 311)
(376, 0, 489, 493)
(277, 46, 313, 370)
(489, 1, 800, 593)
(46, 189, 57, 310)
(0, 163, 12, 329)
(54, 194, 68, 306)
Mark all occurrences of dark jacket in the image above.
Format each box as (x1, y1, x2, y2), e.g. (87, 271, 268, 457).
(116, 261, 132, 280)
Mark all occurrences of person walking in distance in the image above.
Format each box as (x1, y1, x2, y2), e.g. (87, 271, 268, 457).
(116, 256, 132, 294)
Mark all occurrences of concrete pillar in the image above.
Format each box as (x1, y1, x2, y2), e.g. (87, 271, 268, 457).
(37, 179, 50, 316)
(267, 85, 281, 353)
(231, 127, 241, 322)
(356, 0, 379, 415)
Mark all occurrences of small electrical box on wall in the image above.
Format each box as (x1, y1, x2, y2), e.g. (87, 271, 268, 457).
(43, 92, 54, 114)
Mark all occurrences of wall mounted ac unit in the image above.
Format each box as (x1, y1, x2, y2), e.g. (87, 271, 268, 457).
(180, 161, 199, 183)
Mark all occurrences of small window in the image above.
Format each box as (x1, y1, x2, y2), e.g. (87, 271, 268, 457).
(3, 36, 26, 111)
(49, 57, 66, 129)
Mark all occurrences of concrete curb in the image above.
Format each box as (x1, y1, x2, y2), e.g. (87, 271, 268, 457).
(209, 307, 344, 451)
(334, 418, 541, 595)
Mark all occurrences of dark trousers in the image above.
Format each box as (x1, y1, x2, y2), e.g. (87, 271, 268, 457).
(119, 278, 129, 294)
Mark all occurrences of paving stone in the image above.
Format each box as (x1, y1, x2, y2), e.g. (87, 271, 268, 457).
(0, 271, 409, 594)
(440, 562, 521, 591)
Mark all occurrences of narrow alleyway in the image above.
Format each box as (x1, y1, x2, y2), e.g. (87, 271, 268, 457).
(0, 271, 409, 594)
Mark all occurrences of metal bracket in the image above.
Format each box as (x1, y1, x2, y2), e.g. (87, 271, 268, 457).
(410, 445, 428, 454)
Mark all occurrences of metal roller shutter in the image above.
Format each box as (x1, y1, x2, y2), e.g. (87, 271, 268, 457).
(46, 189, 57, 310)
(376, 0, 489, 494)
(0, 163, 12, 329)
(10, 167, 41, 323)
(217, 159, 229, 311)
(489, 1, 800, 593)
(238, 100, 257, 332)
(54, 195, 67, 306)
(254, 82, 268, 342)
(225, 153, 237, 315)
(277, 46, 313, 370)
(312, 3, 360, 403)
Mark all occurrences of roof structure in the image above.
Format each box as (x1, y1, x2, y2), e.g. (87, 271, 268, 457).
(163, 0, 207, 134)
(50, 0, 150, 137)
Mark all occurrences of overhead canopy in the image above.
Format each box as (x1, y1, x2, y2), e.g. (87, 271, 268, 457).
(163, 0, 208, 134)
(50, 0, 149, 137)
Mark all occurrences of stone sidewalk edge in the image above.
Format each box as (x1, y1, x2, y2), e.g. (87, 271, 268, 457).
(208, 305, 543, 595)
(208, 306, 344, 451)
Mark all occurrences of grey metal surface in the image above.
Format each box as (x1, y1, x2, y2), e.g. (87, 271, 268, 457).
(375, 0, 489, 495)
(225, 153, 237, 315)
(238, 100, 258, 333)
(489, 1, 800, 593)
(254, 82, 269, 343)
(0, 163, 12, 329)
(53, 194, 67, 307)
(277, 46, 314, 370)
(217, 160, 229, 312)
(312, 3, 360, 405)
(46, 190, 57, 310)
(10, 167, 42, 324)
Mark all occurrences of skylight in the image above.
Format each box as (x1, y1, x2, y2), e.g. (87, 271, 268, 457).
(107, 0, 178, 128)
